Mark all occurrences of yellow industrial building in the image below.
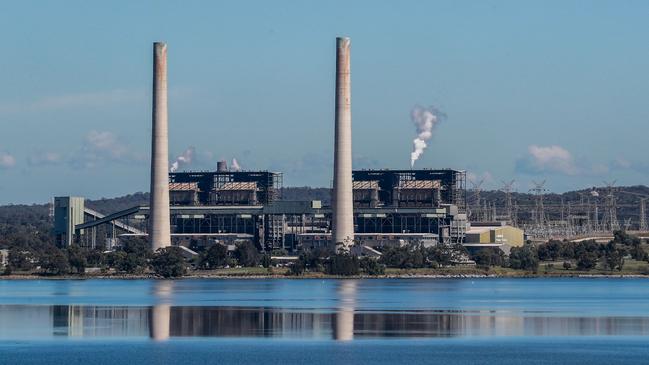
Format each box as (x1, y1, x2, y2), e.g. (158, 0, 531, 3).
(464, 223, 525, 253)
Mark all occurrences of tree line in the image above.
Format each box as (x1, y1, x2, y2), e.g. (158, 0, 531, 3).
(472, 230, 648, 272)
(2, 237, 267, 278)
(2, 229, 646, 277)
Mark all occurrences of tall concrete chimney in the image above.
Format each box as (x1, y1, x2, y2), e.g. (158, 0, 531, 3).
(332, 37, 354, 252)
(149, 42, 172, 251)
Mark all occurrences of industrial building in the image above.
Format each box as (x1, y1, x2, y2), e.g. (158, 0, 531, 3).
(52, 39, 476, 255)
(169, 170, 282, 206)
(54, 168, 468, 252)
(464, 222, 525, 254)
(53, 196, 86, 247)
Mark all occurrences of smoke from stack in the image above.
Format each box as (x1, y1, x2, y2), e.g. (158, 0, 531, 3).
(409, 105, 445, 168)
(169, 147, 194, 172)
(231, 158, 241, 171)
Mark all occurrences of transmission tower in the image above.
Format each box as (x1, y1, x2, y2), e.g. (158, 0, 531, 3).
(513, 202, 519, 227)
(640, 198, 648, 232)
(529, 180, 548, 228)
(575, 192, 592, 234)
(588, 189, 600, 232)
(469, 179, 484, 222)
(566, 201, 574, 236)
(585, 191, 593, 233)
(482, 200, 489, 221)
(601, 181, 620, 231)
(500, 180, 515, 224)
(610, 189, 649, 232)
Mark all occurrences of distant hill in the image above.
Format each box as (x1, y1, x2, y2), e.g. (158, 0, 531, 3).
(85, 192, 150, 215)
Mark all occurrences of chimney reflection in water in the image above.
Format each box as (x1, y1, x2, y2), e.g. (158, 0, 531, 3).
(149, 281, 172, 341)
(333, 280, 357, 341)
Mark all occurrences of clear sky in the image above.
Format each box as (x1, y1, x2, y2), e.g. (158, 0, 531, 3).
(1, 0, 649, 204)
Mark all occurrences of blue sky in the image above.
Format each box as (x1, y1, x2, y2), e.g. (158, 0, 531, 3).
(1, 0, 649, 204)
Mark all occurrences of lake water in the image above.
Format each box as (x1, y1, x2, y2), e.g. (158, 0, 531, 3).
(1, 278, 649, 364)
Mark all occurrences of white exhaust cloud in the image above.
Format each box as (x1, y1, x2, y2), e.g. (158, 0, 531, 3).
(231, 158, 241, 171)
(410, 105, 445, 168)
(170, 147, 195, 172)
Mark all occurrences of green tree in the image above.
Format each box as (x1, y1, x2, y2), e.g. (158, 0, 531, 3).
(612, 230, 641, 246)
(234, 242, 260, 267)
(629, 244, 648, 261)
(360, 257, 385, 275)
(573, 240, 601, 261)
(200, 244, 228, 269)
(380, 246, 425, 269)
(103, 251, 126, 270)
(560, 243, 575, 259)
(119, 252, 146, 273)
(115, 237, 150, 273)
(508, 245, 539, 271)
(604, 250, 624, 271)
(603, 242, 624, 271)
(472, 248, 504, 267)
(538, 240, 564, 261)
(289, 260, 305, 276)
(41, 250, 70, 275)
(426, 245, 467, 267)
(8, 249, 34, 271)
(67, 245, 87, 274)
(326, 254, 360, 276)
(122, 237, 150, 257)
(151, 247, 187, 278)
(298, 248, 333, 272)
(261, 254, 272, 268)
(576, 251, 598, 270)
(85, 249, 104, 267)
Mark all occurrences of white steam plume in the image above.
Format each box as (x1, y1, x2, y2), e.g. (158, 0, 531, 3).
(170, 147, 195, 172)
(410, 105, 445, 168)
(231, 158, 241, 171)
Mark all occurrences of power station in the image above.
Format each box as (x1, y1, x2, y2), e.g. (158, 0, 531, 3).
(53, 39, 525, 254)
(56, 167, 469, 250)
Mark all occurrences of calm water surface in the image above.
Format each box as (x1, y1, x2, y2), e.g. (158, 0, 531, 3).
(1, 278, 648, 364)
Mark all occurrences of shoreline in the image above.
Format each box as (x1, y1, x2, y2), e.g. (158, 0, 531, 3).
(3, 272, 649, 280)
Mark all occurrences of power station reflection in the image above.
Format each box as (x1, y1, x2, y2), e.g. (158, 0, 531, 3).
(2, 280, 649, 340)
(3, 303, 649, 340)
